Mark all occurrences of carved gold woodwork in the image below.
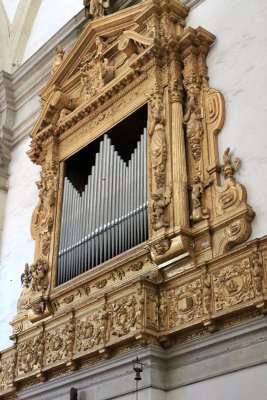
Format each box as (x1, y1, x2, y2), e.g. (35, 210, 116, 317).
(0, 0, 260, 397)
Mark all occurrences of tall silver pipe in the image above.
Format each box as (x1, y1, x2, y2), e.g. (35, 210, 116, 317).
(123, 158, 127, 252)
(134, 145, 138, 247)
(136, 140, 141, 246)
(99, 135, 108, 264)
(113, 154, 118, 257)
(86, 172, 91, 268)
(121, 160, 126, 253)
(95, 140, 104, 266)
(58, 177, 67, 284)
(73, 189, 78, 278)
(73, 187, 78, 277)
(143, 128, 147, 240)
(89, 164, 96, 269)
(130, 150, 134, 249)
(91, 150, 99, 268)
(80, 187, 86, 274)
(111, 150, 117, 258)
(67, 182, 73, 280)
(63, 179, 69, 282)
(140, 134, 144, 243)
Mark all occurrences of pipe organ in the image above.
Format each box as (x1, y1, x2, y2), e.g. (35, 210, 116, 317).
(4, 3, 258, 397)
(57, 129, 148, 285)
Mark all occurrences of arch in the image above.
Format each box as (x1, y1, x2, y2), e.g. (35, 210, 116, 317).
(0, 0, 10, 70)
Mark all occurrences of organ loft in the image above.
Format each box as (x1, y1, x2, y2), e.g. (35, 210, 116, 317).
(0, 0, 266, 398)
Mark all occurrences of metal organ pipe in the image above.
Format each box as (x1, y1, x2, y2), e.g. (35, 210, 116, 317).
(57, 130, 148, 285)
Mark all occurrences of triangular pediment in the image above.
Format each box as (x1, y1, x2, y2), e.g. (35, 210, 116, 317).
(40, 2, 150, 100)
(30, 0, 188, 140)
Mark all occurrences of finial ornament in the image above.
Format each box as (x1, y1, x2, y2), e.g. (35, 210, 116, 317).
(221, 147, 241, 179)
(51, 45, 64, 75)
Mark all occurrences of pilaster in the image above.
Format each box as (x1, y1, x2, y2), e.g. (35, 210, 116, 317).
(0, 71, 14, 256)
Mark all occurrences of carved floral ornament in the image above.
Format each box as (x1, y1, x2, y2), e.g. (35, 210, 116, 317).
(0, 1, 262, 397)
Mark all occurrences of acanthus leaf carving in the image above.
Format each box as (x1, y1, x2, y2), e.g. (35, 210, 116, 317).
(17, 331, 45, 375)
(108, 289, 144, 340)
(76, 309, 107, 353)
(0, 352, 16, 391)
(45, 316, 75, 365)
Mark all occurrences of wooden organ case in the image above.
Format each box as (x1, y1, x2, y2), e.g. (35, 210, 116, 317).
(3, 1, 265, 396)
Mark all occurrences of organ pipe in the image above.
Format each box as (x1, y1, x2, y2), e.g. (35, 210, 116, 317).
(57, 130, 148, 285)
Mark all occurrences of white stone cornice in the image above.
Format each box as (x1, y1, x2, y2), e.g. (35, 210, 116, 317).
(0, 72, 14, 152)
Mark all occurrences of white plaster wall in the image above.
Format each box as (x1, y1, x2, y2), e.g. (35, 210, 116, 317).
(0, 138, 40, 350)
(187, 0, 267, 240)
(23, 0, 83, 62)
(167, 363, 267, 400)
